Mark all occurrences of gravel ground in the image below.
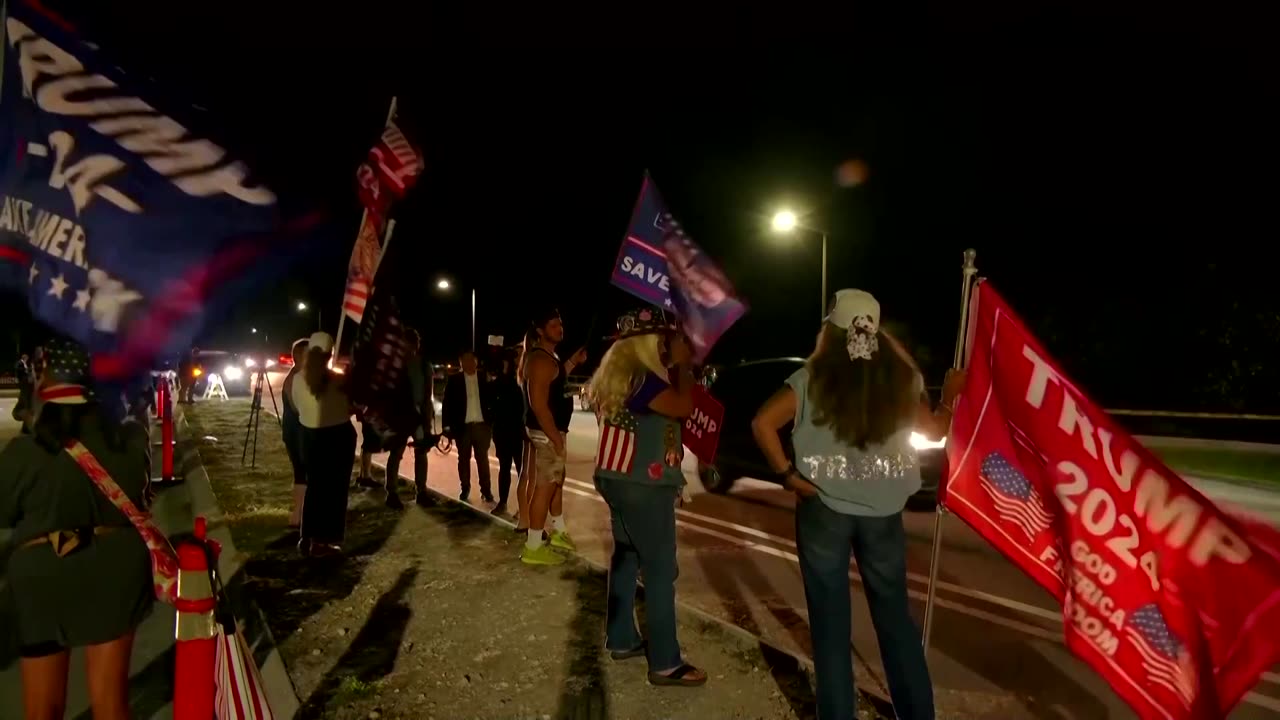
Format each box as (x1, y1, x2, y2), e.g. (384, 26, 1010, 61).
(187, 401, 891, 720)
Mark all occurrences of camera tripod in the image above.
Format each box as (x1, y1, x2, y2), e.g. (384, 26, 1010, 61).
(242, 367, 281, 468)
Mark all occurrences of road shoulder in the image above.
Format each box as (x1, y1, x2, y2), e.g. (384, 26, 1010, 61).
(186, 400, 892, 719)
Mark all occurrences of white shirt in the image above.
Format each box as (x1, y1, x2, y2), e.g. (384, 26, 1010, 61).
(291, 375, 351, 429)
(464, 372, 483, 423)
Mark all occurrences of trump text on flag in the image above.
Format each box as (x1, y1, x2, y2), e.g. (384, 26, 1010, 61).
(944, 282, 1280, 718)
(681, 384, 724, 465)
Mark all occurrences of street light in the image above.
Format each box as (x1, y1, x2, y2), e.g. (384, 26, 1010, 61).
(295, 301, 321, 331)
(435, 276, 476, 351)
(771, 210, 798, 233)
(770, 208, 828, 321)
(250, 327, 258, 334)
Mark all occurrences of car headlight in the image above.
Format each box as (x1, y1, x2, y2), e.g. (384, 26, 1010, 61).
(244, 358, 256, 368)
(265, 359, 276, 368)
(223, 366, 244, 381)
(909, 431, 946, 451)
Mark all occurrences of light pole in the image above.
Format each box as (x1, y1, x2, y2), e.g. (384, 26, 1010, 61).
(771, 209, 829, 320)
(436, 278, 477, 352)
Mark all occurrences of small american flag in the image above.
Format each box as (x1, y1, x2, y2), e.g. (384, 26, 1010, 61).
(597, 413, 637, 474)
(342, 215, 382, 322)
(369, 121, 423, 197)
(979, 451, 1053, 542)
(1125, 604, 1197, 708)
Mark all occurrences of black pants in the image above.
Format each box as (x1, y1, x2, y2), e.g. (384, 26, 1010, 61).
(456, 422, 493, 497)
(299, 422, 356, 544)
(494, 429, 523, 504)
(282, 415, 305, 485)
(385, 431, 428, 491)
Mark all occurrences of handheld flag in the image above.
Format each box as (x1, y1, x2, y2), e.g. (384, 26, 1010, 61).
(610, 175, 746, 361)
(0, 0, 311, 379)
(945, 280, 1280, 719)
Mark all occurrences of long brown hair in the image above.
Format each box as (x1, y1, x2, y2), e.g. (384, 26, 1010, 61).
(806, 322, 919, 449)
(303, 347, 332, 395)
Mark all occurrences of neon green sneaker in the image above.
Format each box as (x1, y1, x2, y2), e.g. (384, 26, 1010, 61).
(549, 530, 576, 552)
(520, 543, 566, 565)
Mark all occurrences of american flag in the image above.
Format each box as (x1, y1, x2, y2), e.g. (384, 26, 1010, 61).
(1125, 604, 1198, 707)
(355, 162, 390, 218)
(979, 451, 1054, 542)
(342, 215, 382, 322)
(369, 121, 423, 197)
(597, 413, 637, 474)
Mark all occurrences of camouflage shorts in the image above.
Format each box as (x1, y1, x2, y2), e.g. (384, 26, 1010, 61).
(523, 431, 566, 485)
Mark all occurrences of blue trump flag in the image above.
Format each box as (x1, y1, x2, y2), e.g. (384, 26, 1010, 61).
(0, 0, 316, 379)
(610, 174, 746, 361)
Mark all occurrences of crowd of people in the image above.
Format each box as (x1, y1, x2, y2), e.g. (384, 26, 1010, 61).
(1, 287, 964, 719)
(272, 290, 964, 713)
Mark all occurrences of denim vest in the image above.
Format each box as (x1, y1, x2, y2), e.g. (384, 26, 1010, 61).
(787, 368, 921, 517)
(593, 375, 685, 488)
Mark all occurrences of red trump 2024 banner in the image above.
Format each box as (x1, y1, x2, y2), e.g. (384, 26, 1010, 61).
(944, 281, 1280, 720)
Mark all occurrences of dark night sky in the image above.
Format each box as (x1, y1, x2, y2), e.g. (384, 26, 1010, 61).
(6, 1, 1279, 412)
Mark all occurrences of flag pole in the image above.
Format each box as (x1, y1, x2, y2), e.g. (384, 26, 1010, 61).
(921, 247, 978, 653)
(333, 96, 399, 357)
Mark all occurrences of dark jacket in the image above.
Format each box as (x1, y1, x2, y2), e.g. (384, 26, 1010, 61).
(442, 371, 495, 435)
(491, 374, 526, 439)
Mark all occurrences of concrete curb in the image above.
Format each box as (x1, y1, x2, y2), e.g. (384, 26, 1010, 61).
(178, 406, 302, 720)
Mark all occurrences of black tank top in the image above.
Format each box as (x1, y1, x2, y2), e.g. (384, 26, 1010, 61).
(524, 348, 573, 432)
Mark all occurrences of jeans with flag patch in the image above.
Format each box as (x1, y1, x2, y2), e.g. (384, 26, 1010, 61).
(594, 475, 682, 671)
(795, 496, 934, 720)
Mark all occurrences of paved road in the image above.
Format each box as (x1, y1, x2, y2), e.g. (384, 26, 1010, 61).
(365, 408, 1280, 719)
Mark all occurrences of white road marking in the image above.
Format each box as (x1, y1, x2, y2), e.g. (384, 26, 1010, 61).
(377, 445, 1280, 696)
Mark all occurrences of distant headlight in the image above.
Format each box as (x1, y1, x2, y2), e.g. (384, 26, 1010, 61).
(244, 358, 256, 368)
(223, 366, 244, 381)
(910, 431, 946, 451)
(265, 359, 276, 368)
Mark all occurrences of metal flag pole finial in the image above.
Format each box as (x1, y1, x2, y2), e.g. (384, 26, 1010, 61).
(922, 248, 979, 653)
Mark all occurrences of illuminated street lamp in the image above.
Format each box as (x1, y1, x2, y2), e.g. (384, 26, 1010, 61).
(436, 276, 477, 351)
(296, 301, 308, 312)
(770, 208, 828, 321)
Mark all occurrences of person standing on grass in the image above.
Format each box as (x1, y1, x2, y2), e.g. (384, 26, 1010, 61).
(586, 308, 706, 687)
(291, 332, 356, 558)
(281, 337, 309, 528)
(516, 308, 586, 565)
(752, 289, 962, 720)
(0, 338, 154, 720)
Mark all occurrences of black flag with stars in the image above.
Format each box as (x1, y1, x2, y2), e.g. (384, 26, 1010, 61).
(347, 283, 419, 442)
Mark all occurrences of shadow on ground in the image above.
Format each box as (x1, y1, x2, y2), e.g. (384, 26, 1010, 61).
(295, 566, 419, 720)
(555, 566, 611, 720)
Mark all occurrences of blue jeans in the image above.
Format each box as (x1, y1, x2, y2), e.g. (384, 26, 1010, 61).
(795, 496, 934, 720)
(594, 475, 682, 671)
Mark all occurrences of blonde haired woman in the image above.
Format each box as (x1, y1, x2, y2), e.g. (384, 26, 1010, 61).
(587, 308, 706, 687)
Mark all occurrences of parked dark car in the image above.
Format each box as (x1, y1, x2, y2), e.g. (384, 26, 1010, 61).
(697, 358, 945, 511)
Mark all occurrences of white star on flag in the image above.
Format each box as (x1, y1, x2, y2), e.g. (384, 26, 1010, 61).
(72, 287, 92, 312)
(48, 273, 69, 300)
(664, 298, 674, 308)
